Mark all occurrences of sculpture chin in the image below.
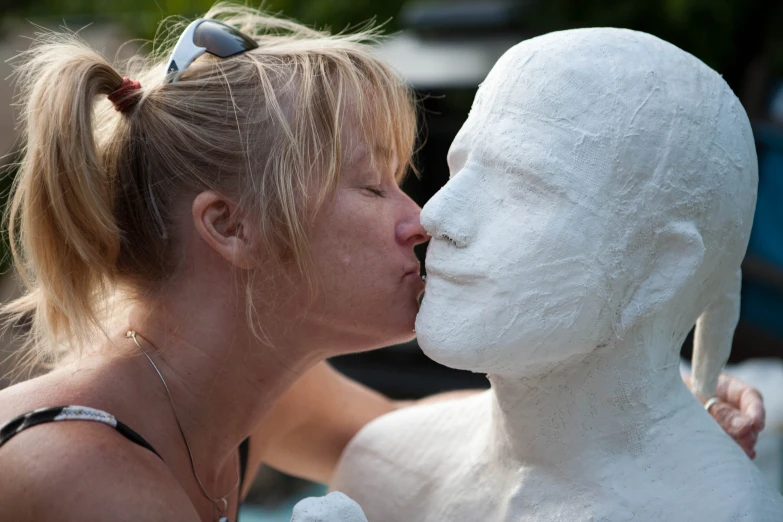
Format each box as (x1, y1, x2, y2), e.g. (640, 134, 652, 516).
(415, 294, 475, 372)
(416, 292, 516, 373)
(415, 272, 613, 376)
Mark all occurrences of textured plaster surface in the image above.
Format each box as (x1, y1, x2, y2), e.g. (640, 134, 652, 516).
(333, 28, 783, 521)
(290, 492, 368, 522)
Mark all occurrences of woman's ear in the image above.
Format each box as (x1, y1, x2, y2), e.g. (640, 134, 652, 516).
(618, 221, 705, 332)
(192, 191, 259, 270)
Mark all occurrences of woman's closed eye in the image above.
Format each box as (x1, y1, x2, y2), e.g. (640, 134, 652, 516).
(364, 186, 386, 197)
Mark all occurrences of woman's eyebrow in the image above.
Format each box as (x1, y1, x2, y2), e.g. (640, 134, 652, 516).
(345, 145, 394, 168)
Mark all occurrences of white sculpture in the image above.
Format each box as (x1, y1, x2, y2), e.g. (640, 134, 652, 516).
(332, 28, 783, 521)
(291, 492, 368, 522)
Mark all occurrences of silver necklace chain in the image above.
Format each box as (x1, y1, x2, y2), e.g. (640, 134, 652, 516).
(126, 330, 240, 522)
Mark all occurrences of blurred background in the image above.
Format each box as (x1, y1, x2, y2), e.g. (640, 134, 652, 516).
(0, 0, 782, 519)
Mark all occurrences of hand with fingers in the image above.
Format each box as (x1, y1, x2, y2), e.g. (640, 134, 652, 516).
(291, 492, 368, 522)
(683, 372, 765, 459)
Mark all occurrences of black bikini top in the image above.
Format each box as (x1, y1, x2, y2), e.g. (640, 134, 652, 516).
(0, 405, 250, 488)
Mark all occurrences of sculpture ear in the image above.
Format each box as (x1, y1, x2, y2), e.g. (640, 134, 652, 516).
(619, 222, 705, 332)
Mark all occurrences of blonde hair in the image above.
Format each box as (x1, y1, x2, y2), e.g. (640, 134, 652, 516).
(4, 3, 417, 371)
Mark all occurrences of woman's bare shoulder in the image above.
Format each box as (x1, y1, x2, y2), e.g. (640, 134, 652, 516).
(0, 407, 198, 521)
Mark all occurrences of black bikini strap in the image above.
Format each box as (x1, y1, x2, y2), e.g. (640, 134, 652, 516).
(0, 405, 163, 460)
(238, 437, 250, 490)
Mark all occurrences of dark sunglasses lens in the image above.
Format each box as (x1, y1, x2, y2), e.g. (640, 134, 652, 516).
(193, 20, 259, 58)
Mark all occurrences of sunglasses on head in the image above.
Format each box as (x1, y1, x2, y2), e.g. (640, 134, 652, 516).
(164, 18, 259, 83)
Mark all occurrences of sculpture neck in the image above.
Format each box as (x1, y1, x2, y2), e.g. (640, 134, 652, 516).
(485, 320, 692, 476)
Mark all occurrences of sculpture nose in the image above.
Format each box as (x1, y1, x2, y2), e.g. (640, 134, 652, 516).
(420, 172, 477, 249)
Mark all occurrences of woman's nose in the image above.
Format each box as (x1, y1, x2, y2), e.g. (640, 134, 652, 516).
(397, 195, 430, 248)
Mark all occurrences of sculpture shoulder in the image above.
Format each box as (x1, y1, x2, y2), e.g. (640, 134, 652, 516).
(331, 391, 492, 516)
(339, 389, 491, 467)
(610, 423, 783, 522)
(689, 461, 783, 522)
(676, 470, 783, 522)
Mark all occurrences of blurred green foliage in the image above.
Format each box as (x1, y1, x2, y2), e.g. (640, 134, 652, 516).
(2, 0, 407, 39)
(2, 0, 779, 93)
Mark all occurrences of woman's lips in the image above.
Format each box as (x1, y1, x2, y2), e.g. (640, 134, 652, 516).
(403, 263, 422, 279)
(404, 270, 425, 283)
(403, 267, 426, 293)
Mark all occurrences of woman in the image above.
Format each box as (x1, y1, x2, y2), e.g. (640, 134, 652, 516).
(0, 4, 764, 521)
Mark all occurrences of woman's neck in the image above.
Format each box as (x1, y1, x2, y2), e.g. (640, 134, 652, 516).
(485, 320, 693, 478)
(122, 277, 324, 490)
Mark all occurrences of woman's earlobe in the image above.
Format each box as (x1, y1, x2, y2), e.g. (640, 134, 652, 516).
(192, 191, 259, 270)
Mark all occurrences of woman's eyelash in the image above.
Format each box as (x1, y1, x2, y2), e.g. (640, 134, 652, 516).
(366, 187, 386, 197)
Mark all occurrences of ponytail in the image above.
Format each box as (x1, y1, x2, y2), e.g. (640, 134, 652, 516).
(690, 267, 742, 400)
(4, 33, 131, 364)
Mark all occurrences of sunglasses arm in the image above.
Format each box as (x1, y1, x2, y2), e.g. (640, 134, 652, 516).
(165, 19, 207, 83)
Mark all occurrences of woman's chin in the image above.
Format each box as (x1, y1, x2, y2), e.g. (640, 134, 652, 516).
(359, 316, 418, 353)
(381, 317, 418, 347)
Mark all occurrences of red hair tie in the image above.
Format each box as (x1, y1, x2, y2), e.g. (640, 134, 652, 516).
(108, 77, 142, 113)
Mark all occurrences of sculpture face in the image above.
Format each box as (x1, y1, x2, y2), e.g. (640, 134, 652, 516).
(415, 75, 617, 375)
(415, 28, 757, 379)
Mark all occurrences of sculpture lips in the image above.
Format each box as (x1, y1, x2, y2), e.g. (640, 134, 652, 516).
(424, 266, 483, 285)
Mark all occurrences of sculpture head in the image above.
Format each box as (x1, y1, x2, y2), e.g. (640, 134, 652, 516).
(416, 28, 757, 393)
